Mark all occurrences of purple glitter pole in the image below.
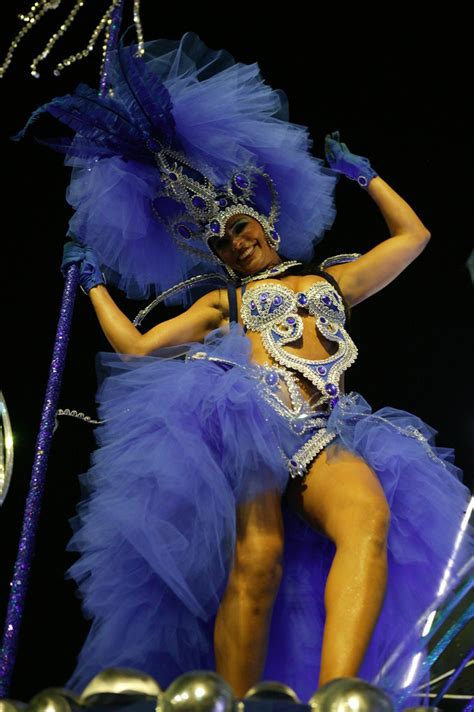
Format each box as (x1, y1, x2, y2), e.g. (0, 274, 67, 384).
(0, 0, 125, 696)
(0, 266, 79, 696)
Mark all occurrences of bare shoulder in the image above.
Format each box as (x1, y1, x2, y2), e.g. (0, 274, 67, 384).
(322, 263, 347, 282)
(321, 263, 350, 290)
(319, 263, 356, 308)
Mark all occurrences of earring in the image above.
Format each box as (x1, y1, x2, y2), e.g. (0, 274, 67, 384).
(266, 227, 280, 251)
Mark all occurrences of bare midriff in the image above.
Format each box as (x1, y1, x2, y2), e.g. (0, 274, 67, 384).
(221, 273, 346, 408)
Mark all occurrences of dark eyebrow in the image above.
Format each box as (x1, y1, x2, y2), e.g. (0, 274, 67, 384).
(228, 216, 246, 231)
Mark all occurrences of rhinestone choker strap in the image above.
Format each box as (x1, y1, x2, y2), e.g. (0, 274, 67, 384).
(239, 261, 302, 285)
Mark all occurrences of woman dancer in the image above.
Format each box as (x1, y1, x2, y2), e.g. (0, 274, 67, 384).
(19, 31, 473, 704)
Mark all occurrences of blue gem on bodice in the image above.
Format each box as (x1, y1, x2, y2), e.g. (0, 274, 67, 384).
(289, 458, 305, 478)
(264, 371, 279, 387)
(240, 279, 359, 401)
(321, 294, 339, 313)
(291, 419, 306, 434)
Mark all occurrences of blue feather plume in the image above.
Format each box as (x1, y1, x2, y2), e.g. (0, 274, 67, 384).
(110, 33, 176, 142)
(13, 31, 177, 161)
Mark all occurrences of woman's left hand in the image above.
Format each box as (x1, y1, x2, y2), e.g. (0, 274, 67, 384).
(324, 131, 378, 189)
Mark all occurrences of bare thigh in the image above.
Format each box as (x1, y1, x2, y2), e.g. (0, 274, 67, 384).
(284, 442, 390, 543)
(233, 487, 285, 581)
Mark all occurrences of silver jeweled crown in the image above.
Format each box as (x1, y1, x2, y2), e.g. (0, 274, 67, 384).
(147, 137, 281, 264)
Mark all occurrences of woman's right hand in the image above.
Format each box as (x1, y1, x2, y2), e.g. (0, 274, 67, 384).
(61, 241, 224, 355)
(61, 240, 105, 294)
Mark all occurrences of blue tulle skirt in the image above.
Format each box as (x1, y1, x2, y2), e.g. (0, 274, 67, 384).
(63, 323, 473, 706)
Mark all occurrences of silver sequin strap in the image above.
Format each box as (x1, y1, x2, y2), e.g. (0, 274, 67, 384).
(318, 253, 361, 269)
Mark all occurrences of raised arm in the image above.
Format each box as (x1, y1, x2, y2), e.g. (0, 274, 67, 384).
(89, 285, 225, 355)
(324, 133, 431, 307)
(61, 242, 225, 356)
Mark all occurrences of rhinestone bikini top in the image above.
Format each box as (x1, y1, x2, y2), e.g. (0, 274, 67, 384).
(240, 279, 358, 408)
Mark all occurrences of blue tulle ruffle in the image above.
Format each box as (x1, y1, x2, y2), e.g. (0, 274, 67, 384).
(16, 32, 337, 304)
(63, 324, 473, 706)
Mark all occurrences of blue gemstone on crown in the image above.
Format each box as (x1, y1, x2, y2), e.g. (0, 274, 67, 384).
(143, 141, 281, 265)
(259, 292, 268, 303)
(235, 174, 249, 189)
(322, 295, 332, 305)
(178, 225, 192, 238)
(317, 366, 327, 375)
(330, 397, 339, 408)
(320, 317, 327, 323)
(273, 295, 282, 306)
(286, 317, 295, 325)
(325, 383, 338, 395)
(297, 292, 308, 306)
(192, 196, 206, 210)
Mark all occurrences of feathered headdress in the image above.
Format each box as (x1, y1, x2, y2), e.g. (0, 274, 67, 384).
(15, 31, 338, 304)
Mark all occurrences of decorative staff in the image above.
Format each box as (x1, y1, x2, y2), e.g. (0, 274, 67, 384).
(0, 0, 144, 695)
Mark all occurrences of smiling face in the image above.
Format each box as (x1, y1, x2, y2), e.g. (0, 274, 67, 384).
(208, 213, 282, 276)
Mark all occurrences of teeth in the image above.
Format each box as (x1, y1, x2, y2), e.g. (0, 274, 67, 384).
(240, 246, 255, 260)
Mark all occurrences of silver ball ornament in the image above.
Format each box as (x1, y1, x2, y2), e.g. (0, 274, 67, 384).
(309, 677, 394, 712)
(79, 667, 161, 705)
(27, 689, 73, 712)
(0, 701, 27, 712)
(244, 680, 300, 702)
(159, 671, 235, 712)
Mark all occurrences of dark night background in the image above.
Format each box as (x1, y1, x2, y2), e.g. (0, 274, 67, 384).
(1, 5, 473, 702)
